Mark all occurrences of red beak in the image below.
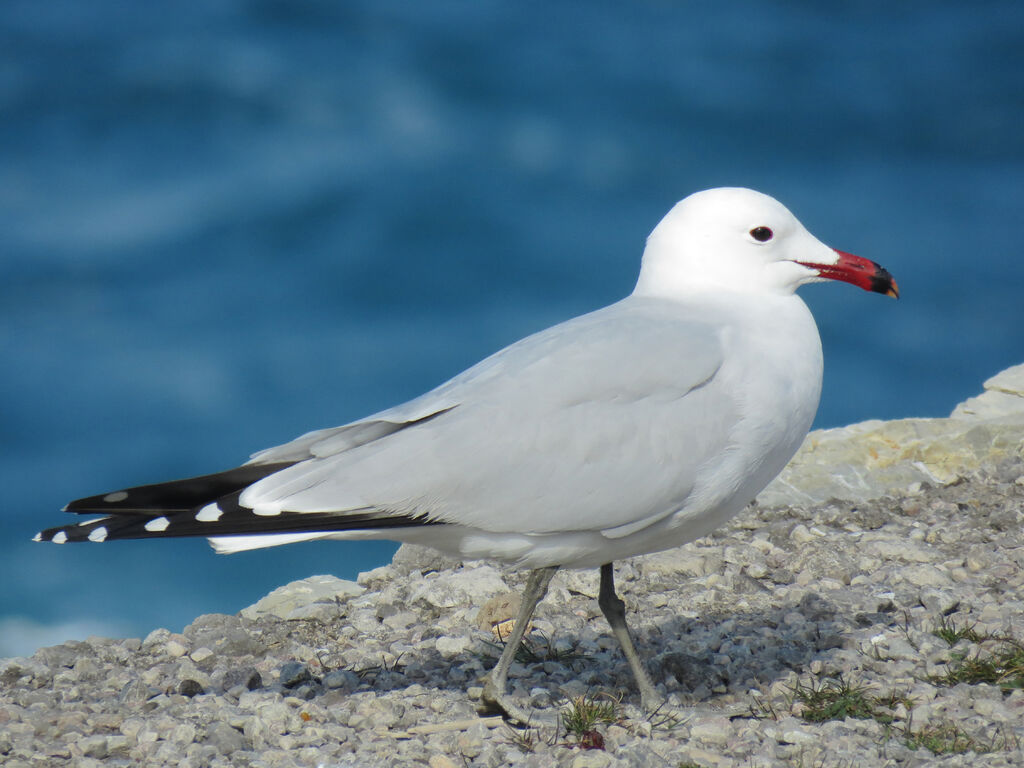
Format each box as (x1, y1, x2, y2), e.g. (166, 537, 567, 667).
(797, 249, 899, 299)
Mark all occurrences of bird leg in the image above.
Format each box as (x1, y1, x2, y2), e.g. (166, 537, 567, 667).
(598, 562, 664, 711)
(481, 565, 559, 724)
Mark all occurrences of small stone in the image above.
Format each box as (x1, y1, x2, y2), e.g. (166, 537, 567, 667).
(189, 647, 214, 664)
(746, 561, 768, 579)
(475, 593, 521, 630)
(910, 703, 933, 726)
(973, 698, 1012, 720)
(790, 524, 815, 544)
(79, 735, 108, 759)
(293, 684, 318, 700)
(323, 669, 360, 691)
(656, 651, 725, 694)
(902, 565, 951, 588)
(435, 636, 470, 656)
(119, 678, 159, 703)
(677, 747, 732, 768)
(356, 564, 396, 585)
(119, 718, 146, 740)
(206, 721, 247, 753)
(165, 640, 188, 658)
(882, 637, 919, 661)
(641, 550, 716, 578)
(689, 717, 733, 746)
(965, 549, 993, 572)
(429, 756, 460, 768)
(224, 684, 247, 700)
(143, 627, 171, 647)
(106, 735, 130, 757)
(382, 611, 419, 630)
(919, 588, 959, 615)
(171, 723, 197, 744)
(73, 656, 99, 676)
(178, 679, 205, 697)
(279, 661, 312, 688)
(529, 687, 553, 708)
(456, 725, 484, 758)
(390, 542, 463, 575)
(866, 540, 935, 563)
(571, 751, 612, 768)
(780, 727, 817, 745)
(950, 567, 971, 582)
(222, 667, 262, 691)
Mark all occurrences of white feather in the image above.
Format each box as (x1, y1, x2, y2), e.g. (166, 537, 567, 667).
(207, 532, 337, 554)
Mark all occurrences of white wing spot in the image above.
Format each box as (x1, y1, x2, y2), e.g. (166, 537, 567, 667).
(253, 504, 283, 517)
(103, 491, 129, 503)
(145, 516, 170, 532)
(52, 531, 68, 544)
(195, 503, 223, 522)
(32, 532, 42, 542)
(88, 526, 108, 542)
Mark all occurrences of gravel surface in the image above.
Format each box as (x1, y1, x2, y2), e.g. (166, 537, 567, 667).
(3, 457, 1024, 767)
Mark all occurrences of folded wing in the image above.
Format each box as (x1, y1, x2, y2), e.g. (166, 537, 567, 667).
(40, 297, 736, 546)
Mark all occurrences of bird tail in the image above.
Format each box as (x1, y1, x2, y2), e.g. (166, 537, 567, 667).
(34, 462, 294, 544)
(35, 461, 436, 546)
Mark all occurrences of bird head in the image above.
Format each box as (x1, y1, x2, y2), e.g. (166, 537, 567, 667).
(634, 187, 898, 300)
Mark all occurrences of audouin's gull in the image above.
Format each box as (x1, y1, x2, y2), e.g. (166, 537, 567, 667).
(36, 187, 898, 723)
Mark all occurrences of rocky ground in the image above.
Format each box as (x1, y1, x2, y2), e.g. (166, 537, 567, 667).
(3, 365, 1024, 767)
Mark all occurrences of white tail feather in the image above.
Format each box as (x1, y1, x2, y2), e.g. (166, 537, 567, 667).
(207, 532, 334, 554)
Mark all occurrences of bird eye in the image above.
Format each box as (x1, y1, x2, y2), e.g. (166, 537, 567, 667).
(750, 226, 773, 242)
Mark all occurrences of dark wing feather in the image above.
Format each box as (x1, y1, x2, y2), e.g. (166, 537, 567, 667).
(63, 462, 296, 515)
(38, 464, 438, 544)
(35, 499, 434, 544)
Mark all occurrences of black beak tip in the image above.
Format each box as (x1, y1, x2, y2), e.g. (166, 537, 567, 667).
(871, 267, 899, 299)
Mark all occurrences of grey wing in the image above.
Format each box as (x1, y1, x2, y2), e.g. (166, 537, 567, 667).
(246, 392, 462, 465)
(247, 322, 524, 465)
(240, 298, 737, 535)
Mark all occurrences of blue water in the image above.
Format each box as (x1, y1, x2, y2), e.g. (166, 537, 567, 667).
(1, 0, 1022, 657)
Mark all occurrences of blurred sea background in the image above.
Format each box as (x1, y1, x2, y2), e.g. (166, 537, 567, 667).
(1, 0, 1022, 657)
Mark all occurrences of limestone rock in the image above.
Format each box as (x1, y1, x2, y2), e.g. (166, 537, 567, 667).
(408, 565, 508, 609)
(474, 593, 521, 631)
(759, 362, 1024, 507)
(951, 362, 1024, 419)
(391, 543, 463, 576)
(240, 574, 365, 621)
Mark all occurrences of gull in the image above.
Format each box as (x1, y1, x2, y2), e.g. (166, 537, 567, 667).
(36, 187, 898, 723)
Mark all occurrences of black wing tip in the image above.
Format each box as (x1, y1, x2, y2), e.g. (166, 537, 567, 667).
(37, 503, 440, 545)
(45, 456, 442, 545)
(36, 515, 119, 543)
(62, 462, 297, 516)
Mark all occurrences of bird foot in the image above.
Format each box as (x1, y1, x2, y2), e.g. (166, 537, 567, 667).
(479, 683, 560, 727)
